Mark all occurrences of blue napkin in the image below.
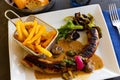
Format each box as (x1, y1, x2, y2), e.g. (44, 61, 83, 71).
(103, 9, 120, 67)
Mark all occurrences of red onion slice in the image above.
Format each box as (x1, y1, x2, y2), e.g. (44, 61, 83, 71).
(75, 56, 84, 70)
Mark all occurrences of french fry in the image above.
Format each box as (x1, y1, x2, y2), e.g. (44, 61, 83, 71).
(26, 43, 35, 51)
(36, 45, 52, 57)
(16, 20, 24, 41)
(42, 30, 56, 48)
(23, 19, 38, 45)
(27, 25, 33, 30)
(28, 28, 32, 33)
(20, 21, 29, 38)
(35, 24, 47, 35)
(24, 22, 34, 26)
(27, 25, 46, 44)
(35, 24, 41, 35)
(35, 37, 41, 45)
(41, 31, 49, 41)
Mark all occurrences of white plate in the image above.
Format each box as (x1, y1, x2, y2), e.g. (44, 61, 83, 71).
(8, 4, 120, 80)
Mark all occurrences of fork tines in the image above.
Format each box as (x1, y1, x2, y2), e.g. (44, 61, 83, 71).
(109, 3, 119, 21)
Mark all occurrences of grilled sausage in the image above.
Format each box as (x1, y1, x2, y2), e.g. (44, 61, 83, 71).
(81, 27, 100, 58)
(22, 54, 76, 73)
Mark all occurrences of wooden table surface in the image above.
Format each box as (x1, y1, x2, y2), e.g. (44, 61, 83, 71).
(0, 0, 120, 80)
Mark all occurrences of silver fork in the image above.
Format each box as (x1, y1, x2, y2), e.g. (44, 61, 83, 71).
(109, 3, 120, 34)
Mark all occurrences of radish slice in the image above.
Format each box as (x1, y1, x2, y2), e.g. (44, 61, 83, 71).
(75, 56, 84, 70)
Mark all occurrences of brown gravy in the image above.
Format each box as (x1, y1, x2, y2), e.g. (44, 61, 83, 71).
(34, 54, 103, 79)
(57, 39, 84, 52)
(34, 39, 104, 80)
(42, 39, 84, 62)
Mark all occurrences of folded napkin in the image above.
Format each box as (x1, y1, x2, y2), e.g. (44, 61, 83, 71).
(103, 9, 120, 67)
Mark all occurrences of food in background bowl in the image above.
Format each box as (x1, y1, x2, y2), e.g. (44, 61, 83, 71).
(13, 0, 26, 9)
(5, 0, 55, 13)
(26, 0, 49, 10)
(14, 0, 49, 10)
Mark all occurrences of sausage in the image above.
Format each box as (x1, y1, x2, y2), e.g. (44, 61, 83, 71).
(22, 54, 76, 74)
(81, 27, 100, 58)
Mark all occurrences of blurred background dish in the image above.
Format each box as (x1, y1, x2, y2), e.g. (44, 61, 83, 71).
(70, 0, 91, 7)
(5, 0, 56, 13)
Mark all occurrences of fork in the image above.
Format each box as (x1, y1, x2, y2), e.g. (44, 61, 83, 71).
(109, 3, 120, 34)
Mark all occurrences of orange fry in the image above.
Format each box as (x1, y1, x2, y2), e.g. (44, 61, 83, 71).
(16, 20, 24, 41)
(24, 22, 34, 26)
(26, 43, 35, 51)
(21, 22, 28, 38)
(42, 30, 56, 48)
(35, 24, 41, 34)
(41, 31, 49, 41)
(23, 19, 37, 45)
(35, 37, 41, 45)
(36, 45, 52, 57)
(27, 25, 46, 44)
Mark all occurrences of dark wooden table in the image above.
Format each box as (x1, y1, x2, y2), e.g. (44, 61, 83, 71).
(0, 0, 120, 80)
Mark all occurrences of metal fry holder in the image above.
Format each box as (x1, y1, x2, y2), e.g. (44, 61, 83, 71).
(5, 10, 58, 57)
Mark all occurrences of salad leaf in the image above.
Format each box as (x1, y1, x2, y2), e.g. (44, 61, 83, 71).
(60, 20, 83, 30)
(57, 20, 83, 40)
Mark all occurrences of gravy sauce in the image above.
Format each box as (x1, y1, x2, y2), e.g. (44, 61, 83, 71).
(57, 39, 84, 52)
(34, 54, 103, 79)
(34, 39, 104, 79)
